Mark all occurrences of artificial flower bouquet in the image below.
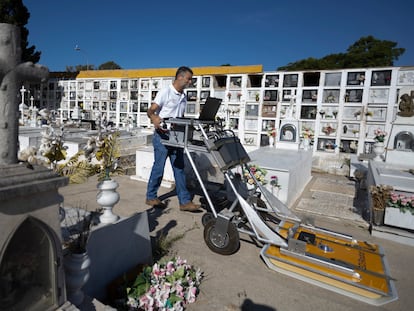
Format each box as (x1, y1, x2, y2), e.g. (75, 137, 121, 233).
(301, 126, 314, 139)
(243, 164, 267, 186)
(388, 192, 414, 215)
(374, 128, 387, 142)
(270, 175, 281, 189)
(322, 124, 336, 136)
(126, 257, 203, 311)
(267, 127, 276, 137)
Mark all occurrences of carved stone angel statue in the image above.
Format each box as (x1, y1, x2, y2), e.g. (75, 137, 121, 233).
(398, 91, 414, 117)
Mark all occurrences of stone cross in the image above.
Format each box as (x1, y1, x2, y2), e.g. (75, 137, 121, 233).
(286, 95, 296, 119)
(0, 23, 49, 165)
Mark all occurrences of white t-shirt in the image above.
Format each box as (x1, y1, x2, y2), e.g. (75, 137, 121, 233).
(154, 84, 187, 119)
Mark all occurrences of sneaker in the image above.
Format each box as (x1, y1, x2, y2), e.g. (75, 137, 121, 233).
(145, 198, 167, 208)
(179, 201, 201, 212)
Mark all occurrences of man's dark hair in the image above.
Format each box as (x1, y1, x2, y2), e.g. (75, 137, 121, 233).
(175, 66, 193, 79)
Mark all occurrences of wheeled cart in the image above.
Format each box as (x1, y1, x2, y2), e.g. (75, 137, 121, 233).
(160, 114, 397, 306)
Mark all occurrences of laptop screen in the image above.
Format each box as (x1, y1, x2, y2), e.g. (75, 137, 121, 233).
(198, 97, 222, 121)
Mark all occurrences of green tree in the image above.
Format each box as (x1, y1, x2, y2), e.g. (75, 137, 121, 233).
(0, 0, 41, 63)
(343, 36, 405, 68)
(65, 61, 122, 72)
(278, 36, 405, 71)
(98, 61, 121, 70)
(76, 64, 94, 71)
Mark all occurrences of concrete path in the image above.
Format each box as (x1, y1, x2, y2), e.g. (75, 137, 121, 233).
(60, 173, 414, 311)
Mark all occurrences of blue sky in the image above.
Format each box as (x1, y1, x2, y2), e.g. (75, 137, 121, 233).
(24, 0, 413, 72)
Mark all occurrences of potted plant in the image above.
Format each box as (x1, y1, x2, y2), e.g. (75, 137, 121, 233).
(369, 184, 393, 226)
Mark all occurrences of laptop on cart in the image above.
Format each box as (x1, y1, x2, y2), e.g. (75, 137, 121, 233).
(162, 97, 222, 146)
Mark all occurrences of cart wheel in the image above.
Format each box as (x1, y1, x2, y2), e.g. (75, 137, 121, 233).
(202, 212, 214, 226)
(203, 219, 240, 255)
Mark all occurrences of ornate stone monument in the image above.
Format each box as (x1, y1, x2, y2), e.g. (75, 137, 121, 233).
(0, 23, 48, 165)
(0, 23, 70, 310)
(385, 87, 414, 166)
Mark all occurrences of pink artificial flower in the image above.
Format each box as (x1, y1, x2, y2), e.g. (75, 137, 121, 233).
(175, 283, 185, 298)
(152, 263, 162, 280)
(176, 257, 186, 266)
(139, 294, 154, 310)
(390, 193, 399, 203)
(186, 285, 197, 304)
(173, 301, 185, 311)
(166, 261, 175, 275)
(161, 282, 171, 301)
(149, 285, 157, 295)
(401, 198, 410, 206)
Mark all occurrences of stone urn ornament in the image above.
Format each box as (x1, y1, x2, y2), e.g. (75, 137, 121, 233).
(93, 130, 123, 224)
(373, 128, 387, 162)
(97, 178, 120, 224)
(373, 142, 385, 162)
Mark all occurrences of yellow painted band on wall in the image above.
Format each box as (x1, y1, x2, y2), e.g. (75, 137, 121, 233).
(77, 65, 263, 79)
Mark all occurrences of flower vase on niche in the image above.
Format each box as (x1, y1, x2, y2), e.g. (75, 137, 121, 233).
(373, 128, 387, 162)
(64, 251, 91, 306)
(303, 138, 310, 150)
(373, 142, 385, 162)
(373, 208, 385, 225)
(269, 136, 274, 147)
(97, 178, 120, 224)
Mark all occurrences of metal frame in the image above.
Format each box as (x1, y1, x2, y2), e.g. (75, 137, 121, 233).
(160, 117, 398, 306)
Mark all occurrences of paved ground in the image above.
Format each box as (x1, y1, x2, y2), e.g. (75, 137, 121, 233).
(60, 173, 414, 311)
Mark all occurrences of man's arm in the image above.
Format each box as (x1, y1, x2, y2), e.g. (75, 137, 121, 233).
(147, 102, 162, 129)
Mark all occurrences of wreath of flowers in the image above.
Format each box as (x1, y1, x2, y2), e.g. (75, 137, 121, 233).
(126, 257, 203, 310)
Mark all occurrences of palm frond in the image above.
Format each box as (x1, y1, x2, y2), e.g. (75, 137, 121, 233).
(57, 151, 99, 184)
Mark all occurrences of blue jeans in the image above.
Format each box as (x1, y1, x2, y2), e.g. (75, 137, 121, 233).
(146, 131, 192, 205)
